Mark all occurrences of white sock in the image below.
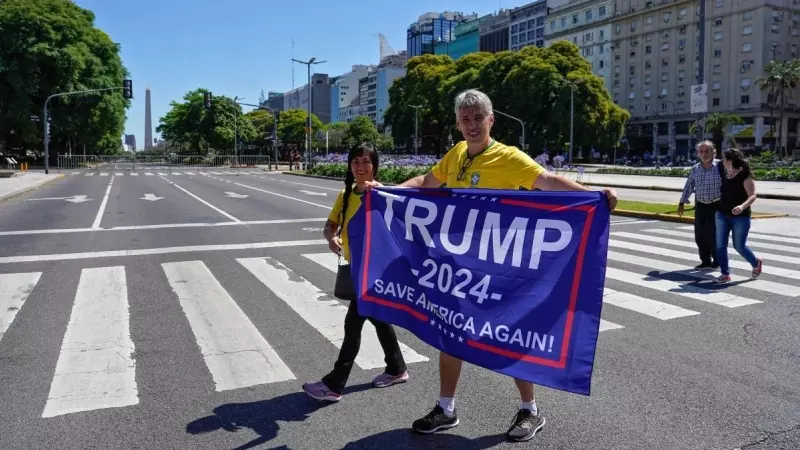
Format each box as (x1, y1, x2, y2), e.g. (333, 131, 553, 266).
(520, 400, 538, 415)
(438, 396, 455, 416)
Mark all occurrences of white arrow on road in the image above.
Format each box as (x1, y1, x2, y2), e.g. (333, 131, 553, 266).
(298, 190, 327, 197)
(140, 193, 164, 202)
(224, 191, 249, 199)
(27, 195, 91, 203)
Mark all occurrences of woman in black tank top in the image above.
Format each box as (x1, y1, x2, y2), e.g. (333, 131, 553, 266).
(714, 148, 763, 282)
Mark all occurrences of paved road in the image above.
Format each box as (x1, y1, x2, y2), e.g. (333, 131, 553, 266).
(0, 170, 798, 449)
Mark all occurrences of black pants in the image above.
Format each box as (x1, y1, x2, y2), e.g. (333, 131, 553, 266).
(694, 201, 719, 265)
(322, 298, 407, 394)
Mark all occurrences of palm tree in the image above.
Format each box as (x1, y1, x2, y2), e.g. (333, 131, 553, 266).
(689, 112, 744, 154)
(756, 59, 800, 158)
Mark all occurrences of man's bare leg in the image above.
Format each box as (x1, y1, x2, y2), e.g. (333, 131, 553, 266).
(514, 378, 535, 403)
(439, 351, 462, 398)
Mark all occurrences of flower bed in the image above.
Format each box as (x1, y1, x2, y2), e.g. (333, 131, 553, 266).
(595, 166, 800, 181)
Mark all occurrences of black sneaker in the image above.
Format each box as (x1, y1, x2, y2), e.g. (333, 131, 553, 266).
(506, 408, 545, 442)
(695, 262, 713, 269)
(411, 404, 459, 434)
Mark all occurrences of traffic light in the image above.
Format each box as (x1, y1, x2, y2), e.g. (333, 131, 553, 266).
(122, 79, 133, 99)
(204, 92, 212, 108)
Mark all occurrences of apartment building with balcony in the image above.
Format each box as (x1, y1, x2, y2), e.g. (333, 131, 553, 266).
(611, 0, 800, 157)
(545, 0, 615, 93)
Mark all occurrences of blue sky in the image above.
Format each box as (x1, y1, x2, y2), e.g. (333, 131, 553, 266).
(73, 0, 507, 147)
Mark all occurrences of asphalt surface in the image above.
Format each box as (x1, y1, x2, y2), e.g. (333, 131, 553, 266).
(0, 168, 798, 450)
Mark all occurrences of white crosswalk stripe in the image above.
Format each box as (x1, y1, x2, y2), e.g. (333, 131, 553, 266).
(2, 225, 798, 419)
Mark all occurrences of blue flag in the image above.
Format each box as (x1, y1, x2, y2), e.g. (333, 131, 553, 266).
(347, 187, 611, 396)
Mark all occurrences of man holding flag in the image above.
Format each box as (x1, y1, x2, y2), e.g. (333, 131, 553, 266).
(365, 89, 618, 442)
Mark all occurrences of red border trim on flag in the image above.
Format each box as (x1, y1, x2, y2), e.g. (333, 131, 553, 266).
(359, 192, 597, 370)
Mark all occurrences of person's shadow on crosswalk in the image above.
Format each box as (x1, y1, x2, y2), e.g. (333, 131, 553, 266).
(185, 384, 373, 449)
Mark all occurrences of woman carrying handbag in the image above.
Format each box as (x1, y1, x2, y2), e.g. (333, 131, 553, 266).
(302, 143, 409, 403)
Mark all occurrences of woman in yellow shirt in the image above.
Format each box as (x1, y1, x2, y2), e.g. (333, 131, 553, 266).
(302, 143, 409, 402)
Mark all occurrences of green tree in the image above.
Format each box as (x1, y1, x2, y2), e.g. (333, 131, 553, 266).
(343, 115, 382, 148)
(156, 88, 258, 153)
(689, 112, 744, 154)
(756, 59, 800, 157)
(0, 0, 131, 156)
(384, 42, 630, 156)
(244, 108, 275, 148)
(277, 108, 323, 149)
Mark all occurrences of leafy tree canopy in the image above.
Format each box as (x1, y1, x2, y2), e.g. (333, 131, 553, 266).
(383, 41, 630, 156)
(0, 0, 131, 155)
(156, 88, 258, 153)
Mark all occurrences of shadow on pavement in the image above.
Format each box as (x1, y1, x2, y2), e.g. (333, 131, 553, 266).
(186, 384, 371, 450)
(340, 428, 507, 449)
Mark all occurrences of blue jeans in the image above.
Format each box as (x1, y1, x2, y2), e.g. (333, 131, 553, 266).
(715, 212, 759, 275)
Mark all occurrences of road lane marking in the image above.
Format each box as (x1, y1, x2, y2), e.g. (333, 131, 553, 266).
(0, 272, 42, 344)
(677, 225, 800, 245)
(42, 266, 138, 418)
(161, 176, 240, 222)
(234, 182, 330, 208)
(605, 267, 762, 308)
(0, 217, 328, 236)
(643, 229, 800, 254)
(162, 261, 295, 390)
(92, 175, 114, 229)
(288, 181, 341, 192)
(613, 231, 800, 265)
(130, 173, 139, 176)
(609, 239, 800, 281)
(608, 249, 799, 297)
(601, 287, 700, 320)
(0, 239, 328, 264)
(115, 172, 123, 176)
(238, 256, 429, 369)
(599, 320, 624, 332)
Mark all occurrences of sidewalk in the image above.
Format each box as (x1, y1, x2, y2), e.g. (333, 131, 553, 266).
(558, 172, 800, 201)
(0, 172, 64, 202)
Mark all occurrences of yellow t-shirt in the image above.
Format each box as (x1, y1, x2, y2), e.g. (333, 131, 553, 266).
(431, 140, 546, 190)
(327, 187, 364, 262)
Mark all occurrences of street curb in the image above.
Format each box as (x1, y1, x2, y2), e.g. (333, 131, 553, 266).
(581, 181, 800, 201)
(0, 174, 65, 203)
(283, 172, 788, 223)
(286, 171, 799, 201)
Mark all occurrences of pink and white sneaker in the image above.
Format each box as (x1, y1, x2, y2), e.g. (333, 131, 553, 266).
(302, 381, 342, 402)
(372, 371, 409, 388)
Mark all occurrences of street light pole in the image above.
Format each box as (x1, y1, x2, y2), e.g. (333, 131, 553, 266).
(493, 109, 525, 151)
(292, 57, 326, 169)
(42, 87, 124, 174)
(233, 96, 245, 167)
(563, 78, 583, 165)
(409, 105, 422, 154)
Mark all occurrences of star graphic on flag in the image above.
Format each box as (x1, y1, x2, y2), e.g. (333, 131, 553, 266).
(438, 324, 442, 330)
(430, 319, 436, 326)
(458, 336, 464, 343)
(480, 196, 487, 200)
(491, 197, 499, 202)
(450, 332, 455, 339)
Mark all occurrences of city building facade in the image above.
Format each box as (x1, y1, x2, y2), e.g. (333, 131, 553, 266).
(124, 134, 136, 151)
(330, 65, 374, 123)
(407, 11, 479, 57)
(545, 0, 615, 93)
(265, 93, 284, 113)
(358, 61, 407, 128)
(611, 0, 800, 157)
(434, 16, 487, 59)
(509, 1, 549, 51)
(480, 9, 512, 52)
(283, 73, 332, 124)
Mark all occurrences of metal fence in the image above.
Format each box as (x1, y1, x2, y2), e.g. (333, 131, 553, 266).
(56, 154, 313, 174)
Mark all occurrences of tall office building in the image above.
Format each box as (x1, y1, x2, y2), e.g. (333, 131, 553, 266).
(611, 0, 800, 156)
(480, 9, 512, 53)
(406, 11, 479, 57)
(144, 88, 153, 150)
(509, 1, 549, 51)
